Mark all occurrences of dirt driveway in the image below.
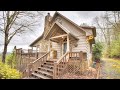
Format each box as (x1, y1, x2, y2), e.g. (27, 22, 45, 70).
(100, 58, 120, 79)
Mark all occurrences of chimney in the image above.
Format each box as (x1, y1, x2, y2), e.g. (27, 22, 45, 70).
(47, 13, 50, 16)
(47, 13, 50, 21)
(44, 13, 51, 37)
(44, 13, 51, 26)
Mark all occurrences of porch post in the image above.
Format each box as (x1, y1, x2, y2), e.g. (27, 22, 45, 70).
(48, 39, 50, 52)
(62, 41, 63, 55)
(31, 47, 33, 52)
(60, 41, 62, 56)
(35, 46, 38, 59)
(36, 46, 37, 53)
(67, 34, 70, 52)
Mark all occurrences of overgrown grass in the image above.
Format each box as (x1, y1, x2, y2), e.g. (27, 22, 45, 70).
(101, 58, 120, 79)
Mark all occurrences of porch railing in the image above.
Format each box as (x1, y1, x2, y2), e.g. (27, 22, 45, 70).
(53, 51, 87, 79)
(15, 48, 46, 77)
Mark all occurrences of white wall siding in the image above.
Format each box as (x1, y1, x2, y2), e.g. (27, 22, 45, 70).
(72, 36, 87, 52)
(71, 36, 91, 63)
(55, 15, 93, 64)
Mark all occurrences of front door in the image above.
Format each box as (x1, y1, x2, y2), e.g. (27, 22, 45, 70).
(63, 42, 67, 54)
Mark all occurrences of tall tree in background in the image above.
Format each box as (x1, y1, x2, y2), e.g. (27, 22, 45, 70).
(93, 11, 120, 57)
(0, 11, 44, 63)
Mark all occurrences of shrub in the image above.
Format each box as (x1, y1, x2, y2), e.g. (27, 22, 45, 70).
(92, 42, 103, 62)
(0, 61, 21, 79)
(6, 52, 16, 68)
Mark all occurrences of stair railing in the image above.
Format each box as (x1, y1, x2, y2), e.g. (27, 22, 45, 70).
(27, 51, 50, 77)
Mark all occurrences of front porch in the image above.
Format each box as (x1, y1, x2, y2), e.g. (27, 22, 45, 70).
(45, 22, 79, 60)
(48, 34, 72, 60)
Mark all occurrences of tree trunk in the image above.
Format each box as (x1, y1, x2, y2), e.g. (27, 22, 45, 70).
(2, 32, 8, 63)
(2, 43, 8, 63)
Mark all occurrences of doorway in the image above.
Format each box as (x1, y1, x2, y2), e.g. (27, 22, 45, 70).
(63, 42, 67, 54)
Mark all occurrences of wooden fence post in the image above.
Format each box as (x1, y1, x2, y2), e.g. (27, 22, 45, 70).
(80, 51, 84, 74)
(53, 62, 57, 79)
(28, 63, 33, 77)
(96, 62, 100, 79)
(20, 48, 22, 69)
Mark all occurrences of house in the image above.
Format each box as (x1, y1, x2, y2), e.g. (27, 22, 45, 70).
(16, 11, 96, 79)
(30, 12, 96, 65)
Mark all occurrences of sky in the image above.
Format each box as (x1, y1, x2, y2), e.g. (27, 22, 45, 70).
(0, 11, 105, 53)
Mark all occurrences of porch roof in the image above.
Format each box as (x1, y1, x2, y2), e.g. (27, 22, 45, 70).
(29, 33, 43, 47)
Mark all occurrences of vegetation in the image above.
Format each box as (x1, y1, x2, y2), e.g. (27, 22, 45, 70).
(0, 49, 21, 79)
(109, 39, 120, 58)
(92, 42, 103, 62)
(0, 61, 21, 79)
(6, 51, 16, 68)
(0, 11, 44, 63)
(94, 11, 120, 59)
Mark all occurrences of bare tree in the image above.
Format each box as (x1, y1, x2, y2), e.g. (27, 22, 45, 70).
(0, 11, 44, 63)
(93, 11, 120, 44)
(93, 16, 109, 44)
(93, 11, 120, 57)
(103, 11, 120, 40)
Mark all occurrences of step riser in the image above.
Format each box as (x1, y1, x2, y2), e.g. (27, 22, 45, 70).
(42, 65, 53, 69)
(44, 63, 54, 66)
(35, 70, 53, 77)
(30, 61, 55, 79)
(32, 73, 51, 79)
(38, 68, 53, 73)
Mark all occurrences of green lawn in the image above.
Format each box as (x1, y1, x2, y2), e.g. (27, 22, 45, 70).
(100, 58, 120, 79)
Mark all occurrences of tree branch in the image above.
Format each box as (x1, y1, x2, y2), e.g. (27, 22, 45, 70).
(7, 25, 24, 44)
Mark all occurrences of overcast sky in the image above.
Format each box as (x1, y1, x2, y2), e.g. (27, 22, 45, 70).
(0, 11, 105, 52)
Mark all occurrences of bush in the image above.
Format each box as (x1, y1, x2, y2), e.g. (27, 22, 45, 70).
(6, 52, 16, 68)
(0, 61, 21, 79)
(92, 42, 103, 62)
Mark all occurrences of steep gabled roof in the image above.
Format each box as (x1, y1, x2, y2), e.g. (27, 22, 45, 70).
(51, 11, 87, 33)
(45, 21, 79, 40)
(51, 12, 96, 37)
(29, 12, 96, 46)
(80, 26, 96, 37)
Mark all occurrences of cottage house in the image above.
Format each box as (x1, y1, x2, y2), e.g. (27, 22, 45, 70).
(16, 11, 96, 79)
(30, 12, 96, 65)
